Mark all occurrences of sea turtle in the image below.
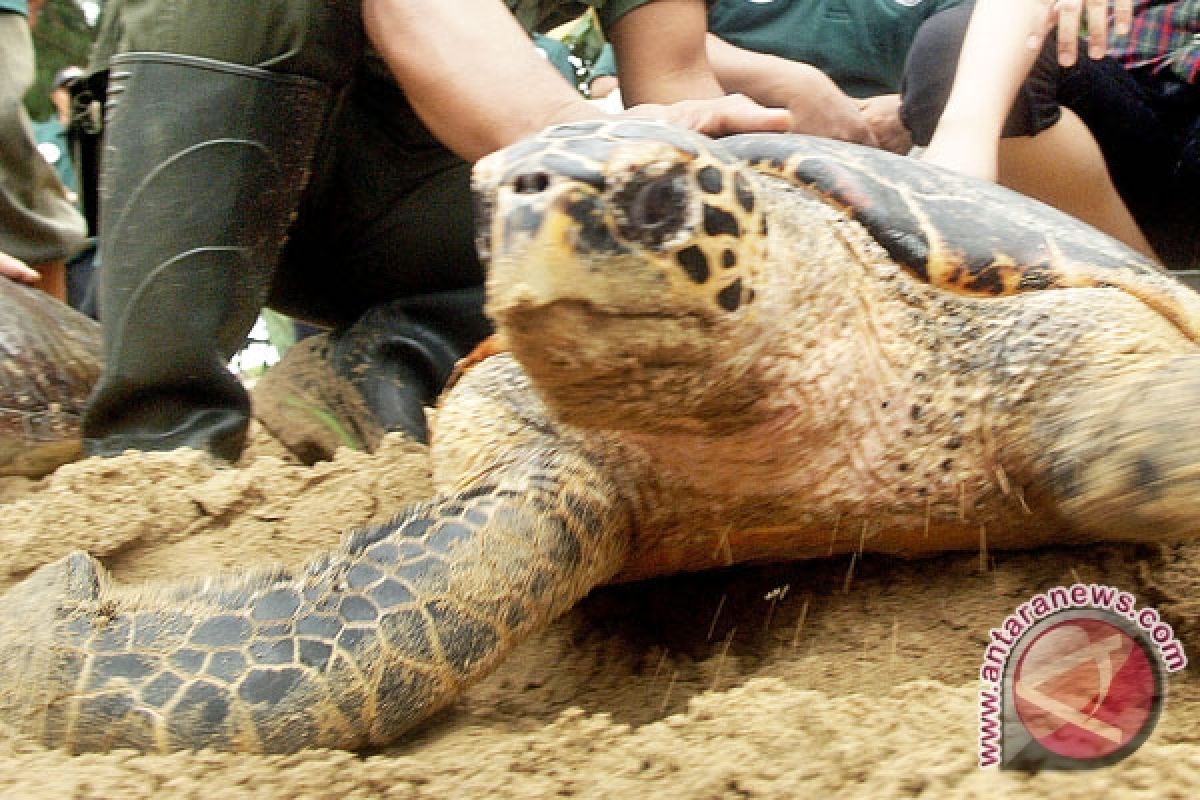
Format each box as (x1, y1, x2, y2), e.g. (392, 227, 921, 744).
(4, 119, 1200, 754)
(0, 277, 102, 478)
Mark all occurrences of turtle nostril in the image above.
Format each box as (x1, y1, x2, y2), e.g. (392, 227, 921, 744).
(512, 171, 551, 194)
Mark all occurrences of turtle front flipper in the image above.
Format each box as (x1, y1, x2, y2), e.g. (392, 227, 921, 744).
(1037, 355, 1200, 541)
(0, 444, 631, 753)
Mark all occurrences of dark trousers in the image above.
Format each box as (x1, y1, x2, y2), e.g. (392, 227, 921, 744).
(900, 2, 1200, 266)
(90, 0, 491, 341)
(1058, 61, 1200, 266)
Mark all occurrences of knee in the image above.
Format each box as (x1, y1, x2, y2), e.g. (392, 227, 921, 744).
(93, 0, 364, 86)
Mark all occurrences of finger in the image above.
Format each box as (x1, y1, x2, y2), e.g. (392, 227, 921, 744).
(0, 268, 41, 284)
(636, 97, 792, 138)
(1056, 0, 1082, 66)
(702, 94, 793, 136)
(1027, 0, 1058, 51)
(708, 105, 791, 137)
(1113, 0, 1134, 37)
(1085, 0, 1109, 60)
(0, 252, 40, 284)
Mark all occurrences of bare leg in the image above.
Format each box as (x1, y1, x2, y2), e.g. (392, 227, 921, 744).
(998, 108, 1157, 260)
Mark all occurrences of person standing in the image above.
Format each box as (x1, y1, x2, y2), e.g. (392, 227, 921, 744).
(32, 65, 86, 203)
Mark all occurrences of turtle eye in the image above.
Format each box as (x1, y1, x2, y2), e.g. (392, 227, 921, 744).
(629, 174, 686, 229)
(615, 168, 691, 247)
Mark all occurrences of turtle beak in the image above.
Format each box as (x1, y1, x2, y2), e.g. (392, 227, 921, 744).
(472, 144, 606, 270)
(479, 163, 619, 324)
(485, 194, 580, 318)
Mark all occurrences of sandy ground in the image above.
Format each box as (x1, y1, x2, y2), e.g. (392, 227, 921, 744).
(1, 426, 1200, 798)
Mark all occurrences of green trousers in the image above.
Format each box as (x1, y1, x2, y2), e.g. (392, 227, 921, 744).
(90, 0, 486, 335)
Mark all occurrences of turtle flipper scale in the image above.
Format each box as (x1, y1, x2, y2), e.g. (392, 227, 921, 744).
(1037, 355, 1200, 541)
(0, 447, 631, 753)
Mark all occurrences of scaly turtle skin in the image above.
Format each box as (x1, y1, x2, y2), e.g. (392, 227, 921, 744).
(5, 120, 1200, 753)
(0, 277, 102, 477)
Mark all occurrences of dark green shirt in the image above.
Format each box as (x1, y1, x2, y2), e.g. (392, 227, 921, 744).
(32, 117, 78, 196)
(707, 0, 966, 97)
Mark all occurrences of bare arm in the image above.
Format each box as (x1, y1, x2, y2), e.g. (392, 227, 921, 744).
(923, 0, 1053, 179)
(704, 34, 876, 145)
(363, 0, 599, 162)
(608, 0, 724, 106)
(923, 0, 1133, 180)
(610, 2, 792, 137)
(589, 74, 619, 99)
(364, 0, 790, 161)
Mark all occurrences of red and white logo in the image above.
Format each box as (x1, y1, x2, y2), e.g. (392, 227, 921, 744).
(977, 585, 1183, 770)
(1012, 615, 1160, 764)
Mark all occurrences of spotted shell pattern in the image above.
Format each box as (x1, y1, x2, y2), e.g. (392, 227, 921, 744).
(719, 132, 1200, 343)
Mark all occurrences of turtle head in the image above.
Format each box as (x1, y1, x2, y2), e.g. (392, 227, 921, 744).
(472, 120, 772, 433)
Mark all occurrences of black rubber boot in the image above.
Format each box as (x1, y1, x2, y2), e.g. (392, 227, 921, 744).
(253, 290, 490, 463)
(327, 299, 467, 444)
(81, 53, 331, 461)
(64, 67, 106, 238)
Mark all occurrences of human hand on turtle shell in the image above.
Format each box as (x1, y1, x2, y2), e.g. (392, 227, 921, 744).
(622, 92, 793, 139)
(777, 64, 878, 147)
(697, 35, 876, 146)
(858, 94, 912, 155)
